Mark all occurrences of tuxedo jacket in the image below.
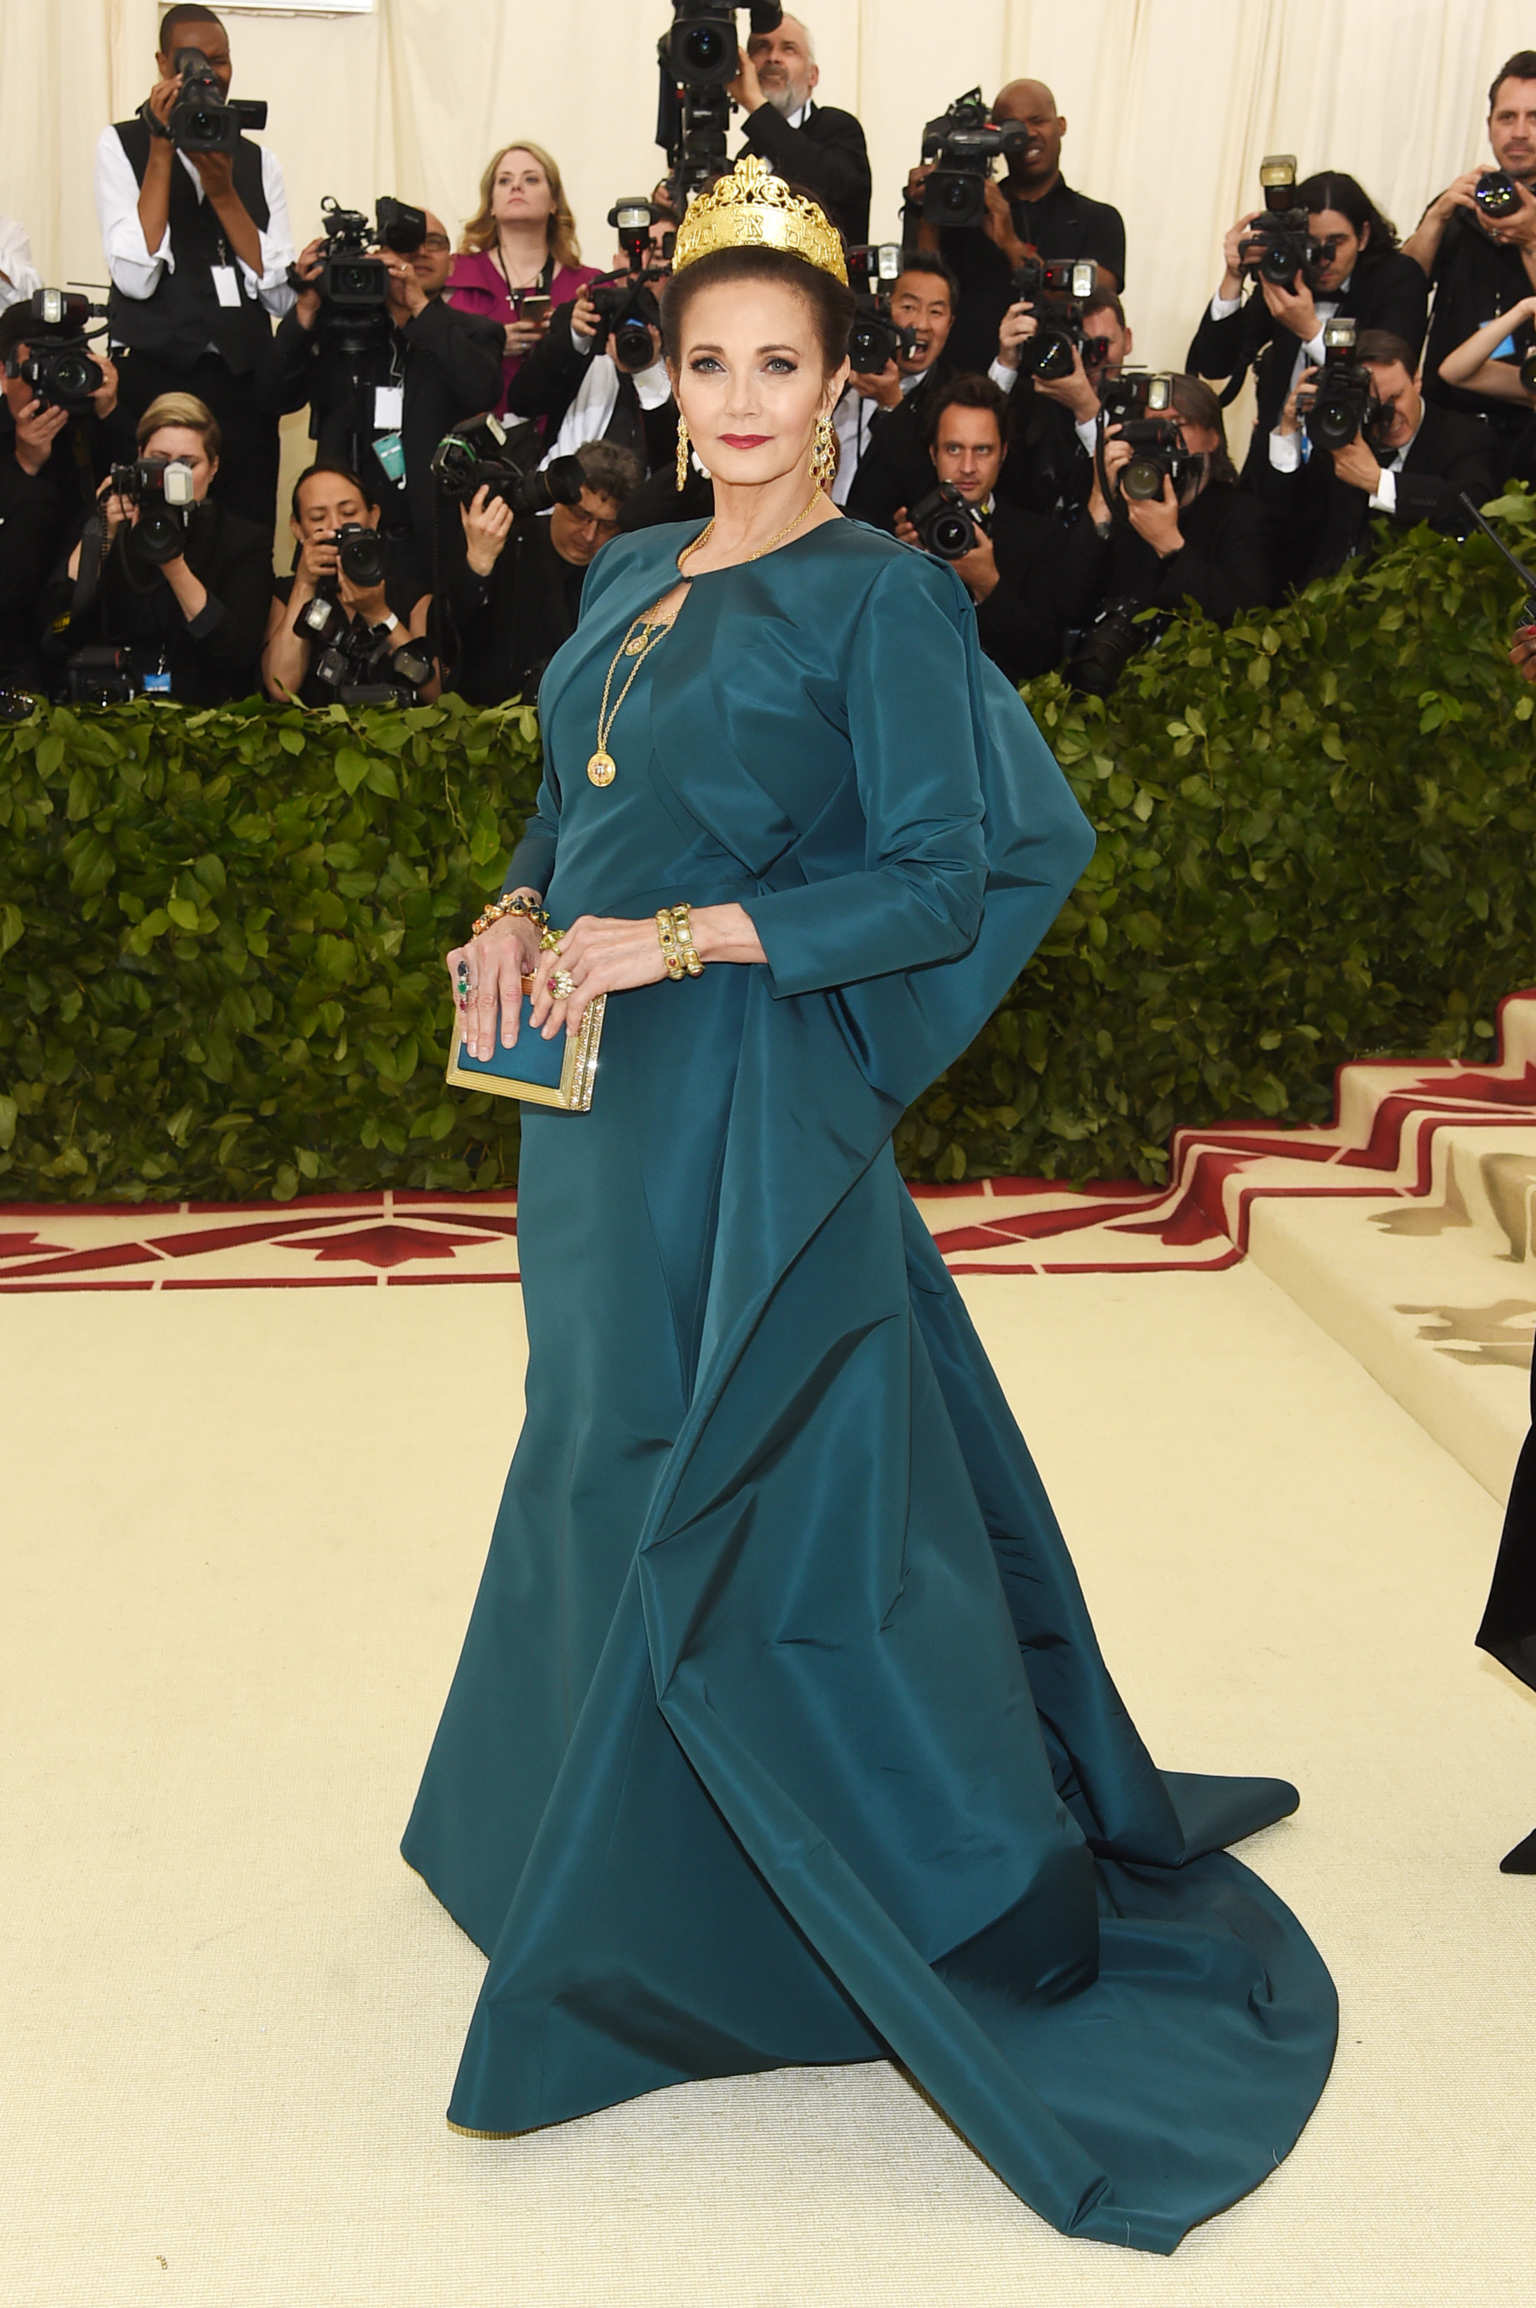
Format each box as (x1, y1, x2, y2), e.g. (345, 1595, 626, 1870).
(737, 100, 872, 247)
(842, 363, 957, 534)
(1186, 252, 1429, 480)
(1254, 401, 1496, 587)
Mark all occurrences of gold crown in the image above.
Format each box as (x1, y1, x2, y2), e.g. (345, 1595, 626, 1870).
(671, 155, 848, 284)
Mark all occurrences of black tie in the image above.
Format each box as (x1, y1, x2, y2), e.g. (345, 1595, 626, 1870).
(603, 371, 646, 458)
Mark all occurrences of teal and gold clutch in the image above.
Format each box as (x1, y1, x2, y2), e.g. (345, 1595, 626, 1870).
(445, 990, 605, 1110)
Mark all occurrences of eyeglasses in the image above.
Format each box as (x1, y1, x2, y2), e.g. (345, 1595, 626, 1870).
(417, 235, 452, 254)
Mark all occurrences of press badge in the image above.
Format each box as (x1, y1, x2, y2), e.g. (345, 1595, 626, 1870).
(373, 430, 406, 482)
(210, 265, 242, 309)
(373, 384, 404, 432)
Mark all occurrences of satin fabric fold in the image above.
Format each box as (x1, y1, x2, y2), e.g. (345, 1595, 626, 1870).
(404, 517, 1336, 2252)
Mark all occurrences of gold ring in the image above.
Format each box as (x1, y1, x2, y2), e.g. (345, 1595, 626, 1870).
(550, 969, 576, 1000)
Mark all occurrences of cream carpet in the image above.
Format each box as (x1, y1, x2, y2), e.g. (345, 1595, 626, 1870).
(5, 1263, 1535, 2308)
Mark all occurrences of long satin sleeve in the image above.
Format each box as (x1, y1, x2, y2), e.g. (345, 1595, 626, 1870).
(746, 556, 990, 996)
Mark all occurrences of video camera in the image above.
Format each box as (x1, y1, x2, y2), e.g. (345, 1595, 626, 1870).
(909, 482, 981, 561)
(1009, 256, 1103, 382)
(314, 195, 429, 339)
(143, 46, 267, 154)
(1301, 318, 1395, 455)
(431, 414, 587, 517)
(1237, 154, 1327, 291)
(3, 288, 110, 414)
(919, 87, 1032, 229)
(846, 245, 916, 373)
(657, 2, 784, 202)
(106, 456, 198, 564)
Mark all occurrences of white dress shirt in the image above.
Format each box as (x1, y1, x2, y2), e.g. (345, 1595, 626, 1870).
(540, 346, 674, 467)
(93, 124, 295, 318)
(831, 366, 922, 506)
(0, 215, 42, 312)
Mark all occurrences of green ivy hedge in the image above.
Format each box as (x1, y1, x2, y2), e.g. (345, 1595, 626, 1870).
(3, 495, 1536, 1204)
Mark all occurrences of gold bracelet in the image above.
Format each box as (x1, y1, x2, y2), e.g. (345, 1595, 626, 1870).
(655, 907, 685, 982)
(670, 902, 705, 977)
(472, 891, 549, 939)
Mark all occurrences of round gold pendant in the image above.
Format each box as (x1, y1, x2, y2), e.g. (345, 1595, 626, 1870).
(622, 632, 650, 656)
(587, 750, 616, 788)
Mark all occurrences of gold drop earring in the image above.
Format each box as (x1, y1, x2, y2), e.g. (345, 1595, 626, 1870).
(675, 412, 690, 494)
(810, 411, 837, 491)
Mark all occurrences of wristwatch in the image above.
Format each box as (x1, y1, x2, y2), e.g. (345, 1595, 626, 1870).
(370, 612, 400, 642)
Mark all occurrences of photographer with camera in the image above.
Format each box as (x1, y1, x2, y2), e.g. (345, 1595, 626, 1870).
(988, 269, 1130, 519)
(1262, 329, 1494, 587)
(95, 6, 293, 534)
(1187, 168, 1427, 484)
(1408, 52, 1536, 452)
(448, 143, 602, 418)
(507, 205, 679, 479)
(267, 202, 503, 582)
(905, 81, 1126, 380)
(889, 374, 1060, 684)
(447, 438, 641, 706)
(0, 295, 121, 687)
(1059, 374, 1273, 693)
(48, 391, 270, 704)
(725, 14, 871, 246)
(841, 254, 959, 530)
(263, 462, 437, 708)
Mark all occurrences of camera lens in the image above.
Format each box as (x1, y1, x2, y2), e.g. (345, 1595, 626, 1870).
(683, 24, 726, 69)
(51, 354, 92, 397)
(1120, 456, 1165, 502)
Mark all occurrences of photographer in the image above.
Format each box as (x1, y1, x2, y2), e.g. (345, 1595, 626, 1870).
(0, 216, 41, 314)
(906, 80, 1126, 379)
(1409, 51, 1536, 451)
(95, 5, 294, 532)
(49, 391, 271, 704)
(891, 375, 1060, 684)
(449, 440, 640, 706)
(989, 279, 1132, 519)
(1059, 375, 1274, 690)
(841, 255, 959, 530)
(510, 209, 678, 475)
(266, 205, 503, 580)
(1263, 332, 1494, 587)
(262, 463, 437, 707)
(727, 14, 872, 246)
(1187, 171, 1427, 482)
(0, 299, 120, 687)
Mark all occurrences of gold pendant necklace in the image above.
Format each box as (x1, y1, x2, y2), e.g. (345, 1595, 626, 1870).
(588, 612, 672, 787)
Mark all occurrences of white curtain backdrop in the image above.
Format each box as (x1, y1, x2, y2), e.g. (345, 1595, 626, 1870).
(6, 1, 1536, 401)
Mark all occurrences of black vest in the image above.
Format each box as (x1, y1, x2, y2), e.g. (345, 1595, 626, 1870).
(109, 119, 274, 373)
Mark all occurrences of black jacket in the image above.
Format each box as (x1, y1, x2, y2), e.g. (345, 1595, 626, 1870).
(448, 514, 587, 706)
(1254, 402, 1496, 587)
(50, 499, 272, 703)
(994, 387, 1093, 522)
(932, 176, 1127, 378)
(737, 100, 872, 246)
(1185, 253, 1430, 479)
(842, 363, 957, 533)
(963, 497, 1062, 684)
(1059, 482, 1275, 634)
(0, 414, 116, 684)
(263, 294, 503, 575)
(1422, 209, 1536, 440)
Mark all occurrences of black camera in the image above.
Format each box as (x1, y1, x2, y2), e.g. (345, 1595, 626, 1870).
(909, 482, 980, 560)
(1474, 170, 1524, 222)
(1237, 153, 1327, 290)
(62, 644, 140, 706)
(155, 46, 267, 154)
(1302, 317, 1395, 454)
(432, 414, 587, 516)
(657, 4, 783, 199)
(588, 272, 665, 372)
(108, 455, 198, 564)
(1097, 368, 1165, 428)
(919, 87, 1032, 229)
(1096, 373, 1200, 504)
(1010, 256, 1102, 382)
(3, 288, 109, 413)
(316, 195, 428, 324)
(1066, 597, 1166, 698)
(846, 247, 915, 373)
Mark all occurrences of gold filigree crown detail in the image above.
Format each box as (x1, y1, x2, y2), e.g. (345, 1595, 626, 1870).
(671, 155, 848, 284)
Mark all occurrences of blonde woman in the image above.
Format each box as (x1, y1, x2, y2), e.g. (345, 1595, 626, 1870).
(449, 142, 599, 414)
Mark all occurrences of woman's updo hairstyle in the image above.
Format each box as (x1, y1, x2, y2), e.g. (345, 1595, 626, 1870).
(661, 242, 854, 379)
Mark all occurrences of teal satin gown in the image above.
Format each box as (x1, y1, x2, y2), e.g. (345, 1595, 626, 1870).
(402, 516, 1337, 2253)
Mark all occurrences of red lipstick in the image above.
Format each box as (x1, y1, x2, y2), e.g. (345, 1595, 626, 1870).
(719, 433, 771, 447)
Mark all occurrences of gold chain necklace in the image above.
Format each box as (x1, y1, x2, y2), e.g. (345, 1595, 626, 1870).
(585, 492, 823, 791)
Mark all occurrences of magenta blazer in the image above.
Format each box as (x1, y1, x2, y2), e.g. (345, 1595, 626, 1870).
(447, 251, 602, 415)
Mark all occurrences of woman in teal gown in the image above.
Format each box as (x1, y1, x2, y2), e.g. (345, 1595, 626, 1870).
(404, 167, 1337, 2255)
